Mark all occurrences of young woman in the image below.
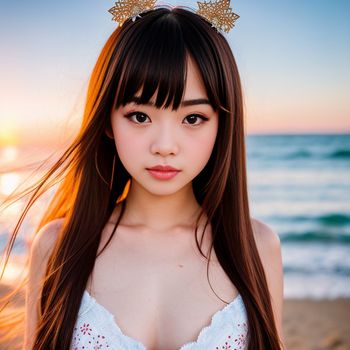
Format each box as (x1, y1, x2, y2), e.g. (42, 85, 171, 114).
(0, 4, 284, 350)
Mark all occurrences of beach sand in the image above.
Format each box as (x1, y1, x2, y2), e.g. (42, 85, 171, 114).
(1, 284, 349, 349)
(283, 297, 350, 350)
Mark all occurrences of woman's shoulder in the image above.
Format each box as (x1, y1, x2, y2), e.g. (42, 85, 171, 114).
(250, 217, 281, 253)
(24, 218, 65, 349)
(30, 218, 65, 260)
(250, 217, 284, 342)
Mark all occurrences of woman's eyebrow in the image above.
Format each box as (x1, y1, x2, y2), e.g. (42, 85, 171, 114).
(128, 96, 211, 107)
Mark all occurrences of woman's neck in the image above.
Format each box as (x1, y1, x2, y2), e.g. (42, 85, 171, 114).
(118, 179, 204, 233)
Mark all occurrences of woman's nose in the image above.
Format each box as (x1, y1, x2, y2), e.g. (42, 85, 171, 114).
(150, 122, 179, 156)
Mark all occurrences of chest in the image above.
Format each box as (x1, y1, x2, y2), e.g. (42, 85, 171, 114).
(85, 224, 239, 350)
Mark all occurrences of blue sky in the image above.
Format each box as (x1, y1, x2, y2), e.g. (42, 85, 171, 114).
(0, 0, 349, 145)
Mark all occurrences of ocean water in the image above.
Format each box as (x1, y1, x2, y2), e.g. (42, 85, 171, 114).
(0, 134, 349, 299)
(246, 134, 350, 299)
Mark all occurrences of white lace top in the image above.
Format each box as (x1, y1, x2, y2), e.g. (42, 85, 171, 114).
(71, 290, 249, 350)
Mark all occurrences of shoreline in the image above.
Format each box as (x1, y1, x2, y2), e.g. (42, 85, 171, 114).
(1, 284, 349, 349)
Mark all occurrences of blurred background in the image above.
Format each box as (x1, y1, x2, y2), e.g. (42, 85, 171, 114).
(0, 0, 349, 349)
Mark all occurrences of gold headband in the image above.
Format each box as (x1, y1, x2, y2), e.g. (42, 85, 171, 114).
(108, 0, 240, 33)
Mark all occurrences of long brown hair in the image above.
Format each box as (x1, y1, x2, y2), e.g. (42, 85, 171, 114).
(0, 6, 283, 349)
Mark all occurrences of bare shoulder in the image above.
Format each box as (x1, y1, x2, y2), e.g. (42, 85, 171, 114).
(30, 218, 65, 260)
(24, 218, 65, 349)
(27, 218, 65, 291)
(250, 217, 281, 252)
(250, 217, 285, 347)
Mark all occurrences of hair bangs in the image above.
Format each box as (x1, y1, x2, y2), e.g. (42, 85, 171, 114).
(115, 10, 188, 111)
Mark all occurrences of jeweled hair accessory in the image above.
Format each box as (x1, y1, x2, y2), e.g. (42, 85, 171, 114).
(196, 0, 239, 33)
(108, 0, 157, 25)
(108, 0, 239, 33)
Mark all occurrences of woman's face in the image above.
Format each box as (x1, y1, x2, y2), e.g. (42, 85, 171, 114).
(109, 56, 219, 196)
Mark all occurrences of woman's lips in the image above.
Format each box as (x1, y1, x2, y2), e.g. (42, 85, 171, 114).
(147, 165, 180, 171)
(146, 167, 181, 180)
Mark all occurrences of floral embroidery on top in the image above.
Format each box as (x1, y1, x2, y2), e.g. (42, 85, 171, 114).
(215, 322, 248, 349)
(72, 323, 110, 349)
(80, 323, 92, 335)
(71, 290, 249, 349)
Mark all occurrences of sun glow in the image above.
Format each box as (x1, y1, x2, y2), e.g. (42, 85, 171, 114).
(0, 146, 20, 196)
(0, 173, 21, 196)
(1, 145, 18, 162)
(0, 123, 19, 146)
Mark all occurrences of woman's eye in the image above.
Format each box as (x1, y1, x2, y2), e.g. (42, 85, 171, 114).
(183, 114, 209, 125)
(124, 112, 208, 126)
(124, 112, 150, 124)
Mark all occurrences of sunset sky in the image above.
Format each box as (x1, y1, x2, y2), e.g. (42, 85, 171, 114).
(0, 0, 349, 146)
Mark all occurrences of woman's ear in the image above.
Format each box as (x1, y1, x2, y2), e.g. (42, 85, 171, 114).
(105, 127, 114, 140)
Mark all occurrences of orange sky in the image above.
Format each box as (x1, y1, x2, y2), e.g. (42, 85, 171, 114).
(0, 0, 349, 147)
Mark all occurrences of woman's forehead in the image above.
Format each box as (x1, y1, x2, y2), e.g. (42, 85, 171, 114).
(182, 56, 208, 100)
